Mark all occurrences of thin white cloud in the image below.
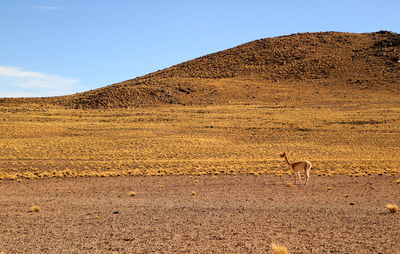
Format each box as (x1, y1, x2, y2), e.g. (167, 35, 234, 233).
(32, 6, 77, 11)
(0, 66, 81, 98)
(33, 6, 62, 10)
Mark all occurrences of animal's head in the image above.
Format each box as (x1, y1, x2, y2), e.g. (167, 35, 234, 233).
(280, 152, 286, 158)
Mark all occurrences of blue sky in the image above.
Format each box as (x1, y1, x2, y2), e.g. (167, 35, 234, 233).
(1, 1, 399, 97)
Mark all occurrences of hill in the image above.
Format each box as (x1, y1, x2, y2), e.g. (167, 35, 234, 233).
(2, 31, 400, 108)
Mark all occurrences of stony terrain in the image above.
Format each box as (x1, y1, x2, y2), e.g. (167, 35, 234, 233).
(0, 175, 399, 253)
(1, 31, 399, 109)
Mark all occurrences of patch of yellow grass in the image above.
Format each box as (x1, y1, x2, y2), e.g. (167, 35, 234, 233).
(270, 243, 289, 254)
(1, 104, 400, 180)
(386, 204, 399, 213)
(30, 206, 41, 212)
(284, 181, 295, 187)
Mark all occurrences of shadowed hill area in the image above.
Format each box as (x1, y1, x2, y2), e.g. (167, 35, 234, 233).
(2, 31, 400, 109)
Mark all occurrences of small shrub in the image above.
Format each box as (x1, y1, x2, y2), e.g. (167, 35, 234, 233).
(396, 178, 400, 184)
(284, 181, 294, 187)
(30, 206, 41, 212)
(129, 191, 136, 197)
(386, 204, 399, 213)
(192, 191, 197, 196)
(270, 243, 289, 254)
(327, 186, 333, 190)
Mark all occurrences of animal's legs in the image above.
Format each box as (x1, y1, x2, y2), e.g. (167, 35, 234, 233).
(304, 169, 310, 185)
(297, 171, 301, 185)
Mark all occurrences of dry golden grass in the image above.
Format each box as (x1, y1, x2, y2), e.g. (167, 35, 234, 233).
(0, 102, 399, 180)
(270, 243, 289, 254)
(284, 181, 295, 187)
(30, 206, 41, 213)
(386, 204, 399, 213)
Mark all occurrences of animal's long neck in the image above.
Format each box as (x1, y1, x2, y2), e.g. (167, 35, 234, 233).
(284, 154, 291, 165)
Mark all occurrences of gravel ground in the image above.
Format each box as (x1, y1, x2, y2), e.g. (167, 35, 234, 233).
(0, 175, 399, 253)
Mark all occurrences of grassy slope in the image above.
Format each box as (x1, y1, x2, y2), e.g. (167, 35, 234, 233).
(1, 103, 399, 180)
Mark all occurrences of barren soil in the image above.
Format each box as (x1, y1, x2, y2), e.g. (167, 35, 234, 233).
(0, 175, 399, 253)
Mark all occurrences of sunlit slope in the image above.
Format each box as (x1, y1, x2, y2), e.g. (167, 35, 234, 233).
(1, 31, 399, 108)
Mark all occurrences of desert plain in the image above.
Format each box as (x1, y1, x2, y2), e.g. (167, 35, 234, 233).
(0, 102, 399, 253)
(1, 31, 400, 253)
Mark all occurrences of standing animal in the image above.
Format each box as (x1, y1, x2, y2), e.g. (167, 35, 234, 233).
(280, 152, 312, 185)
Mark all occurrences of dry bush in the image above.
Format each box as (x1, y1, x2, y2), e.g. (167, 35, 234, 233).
(270, 243, 289, 254)
(396, 178, 400, 184)
(129, 191, 136, 197)
(284, 181, 295, 187)
(386, 204, 399, 213)
(30, 206, 41, 213)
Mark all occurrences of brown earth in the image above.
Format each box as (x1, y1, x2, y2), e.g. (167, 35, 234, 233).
(1, 175, 399, 253)
(0, 31, 399, 254)
(1, 31, 399, 109)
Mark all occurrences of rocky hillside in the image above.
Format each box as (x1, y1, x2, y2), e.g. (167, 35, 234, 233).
(2, 31, 400, 108)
